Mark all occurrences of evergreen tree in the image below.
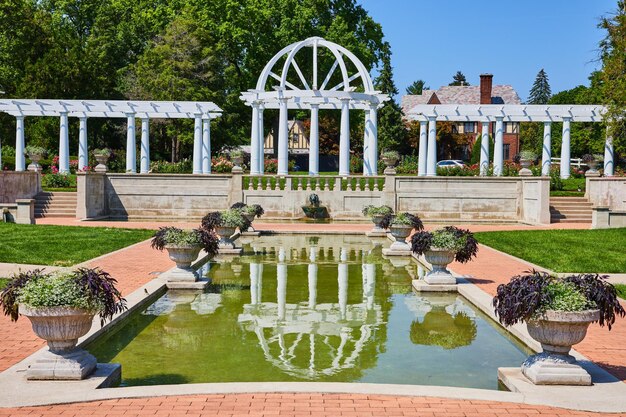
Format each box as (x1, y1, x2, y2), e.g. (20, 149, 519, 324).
(527, 69, 552, 104)
(449, 71, 469, 86)
(406, 79, 428, 95)
(374, 43, 408, 154)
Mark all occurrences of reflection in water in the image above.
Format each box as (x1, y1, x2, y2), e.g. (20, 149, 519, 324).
(87, 235, 530, 389)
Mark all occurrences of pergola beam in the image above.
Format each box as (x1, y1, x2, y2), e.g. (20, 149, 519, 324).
(406, 104, 605, 122)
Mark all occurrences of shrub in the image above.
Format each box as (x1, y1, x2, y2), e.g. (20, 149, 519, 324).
(263, 158, 296, 173)
(362, 205, 393, 217)
(410, 226, 478, 263)
(150, 159, 192, 174)
(518, 150, 537, 161)
(492, 271, 625, 329)
(92, 148, 113, 157)
(350, 155, 363, 173)
(24, 145, 47, 156)
(381, 150, 400, 160)
(212, 156, 234, 173)
(380, 212, 423, 230)
(0, 268, 126, 325)
(241, 204, 264, 218)
(151, 226, 218, 257)
(201, 209, 250, 230)
(230, 149, 244, 159)
(396, 155, 419, 174)
(41, 173, 73, 188)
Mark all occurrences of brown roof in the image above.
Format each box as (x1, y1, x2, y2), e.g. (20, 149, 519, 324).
(401, 85, 521, 115)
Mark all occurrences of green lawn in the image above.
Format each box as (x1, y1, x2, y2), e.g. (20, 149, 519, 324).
(0, 223, 154, 266)
(0, 278, 7, 290)
(615, 284, 626, 300)
(474, 228, 626, 273)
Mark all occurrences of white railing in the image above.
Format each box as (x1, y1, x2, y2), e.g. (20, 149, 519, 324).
(551, 157, 587, 168)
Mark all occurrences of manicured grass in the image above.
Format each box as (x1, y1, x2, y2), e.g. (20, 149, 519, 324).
(0, 278, 8, 290)
(550, 191, 585, 197)
(42, 187, 76, 192)
(0, 223, 154, 266)
(615, 284, 626, 300)
(474, 228, 626, 273)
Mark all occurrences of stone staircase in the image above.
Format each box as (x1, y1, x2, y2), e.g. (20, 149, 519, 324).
(550, 196, 593, 224)
(34, 192, 77, 218)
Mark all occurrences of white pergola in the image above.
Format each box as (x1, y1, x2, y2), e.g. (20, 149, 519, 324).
(240, 37, 389, 177)
(0, 99, 222, 174)
(406, 104, 614, 178)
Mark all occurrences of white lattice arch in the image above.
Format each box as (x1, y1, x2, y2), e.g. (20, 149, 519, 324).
(241, 37, 387, 177)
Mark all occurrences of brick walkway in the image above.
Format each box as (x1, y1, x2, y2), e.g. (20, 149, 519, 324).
(1, 394, 624, 417)
(2, 219, 624, 416)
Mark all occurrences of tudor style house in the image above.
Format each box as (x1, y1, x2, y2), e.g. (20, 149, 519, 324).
(264, 120, 310, 155)
(402, 74, 522, 161)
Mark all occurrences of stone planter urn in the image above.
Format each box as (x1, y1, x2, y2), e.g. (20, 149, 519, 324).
(522, 309, 600, 385)
(585, 160, 601, 177)
(382, 156, 399, 175)
(20, 306, 97, 380)
(215, 226, 239, 249)
(368, 214, 387, 236)
(519, 159, 532, 176)
(27, 153, 44, 172)
(423, 249, 456, 285)
(94, 154, 109, 173)
(164, 245, 202, 281)
(387, 224, 413, 252)
(231, 156, 244, 174)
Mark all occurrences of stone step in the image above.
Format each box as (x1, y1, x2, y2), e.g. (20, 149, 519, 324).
(550, 208, 593, 214)
(550, 218, 592, 224)
(549, 196, 589, 201)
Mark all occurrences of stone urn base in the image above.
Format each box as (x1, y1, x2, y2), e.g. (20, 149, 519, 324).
(94, 155, 109, 173)
(382, 225, 412, 256)
(216, 226, 240, 250)
(522, 309, 600, 385)
(165, 245, 201, 282)
(423, 249, 456, 285)
(366, 215, 387, 237)
(27, 154, 43, 172)
(519, 159, 532, 176)
(20, 306, 97, 380)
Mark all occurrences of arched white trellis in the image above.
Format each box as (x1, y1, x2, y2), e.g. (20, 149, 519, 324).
(0, 99, 222, 174)
(405, 104, 614, 178)
(241, 37, 389, 176)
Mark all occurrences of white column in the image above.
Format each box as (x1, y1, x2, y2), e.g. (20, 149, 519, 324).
(604, 127, 614, 177)
(363, 110, 370, 176)
(250, 104, 260, 175)
(368, 105, 378, 176)
(339, 98, 350, 177)
(541, 122, 552, 176)
(479, 121, 490, 176)
(309, 104, 320, 176)
(78, 117, 88, 171)
(308, 246, 317, 309)
(15, 116, 25, 171)
(418, 120, 428, 176)
(560, 117, 571, 179)
(493, 117, 504, 176)
(338, 248, 348, 321)
(140, 118, 150, 174)
(426, 116, 437, 176)
(125, 113, 136, 173)
(192, 115, 202, 174)
(277, 247, 287, 321)
(202, 117, 211, 174)
(258, 105, 265, 174)
(277, 98, 289, 176)
(59, 112, 70, 174)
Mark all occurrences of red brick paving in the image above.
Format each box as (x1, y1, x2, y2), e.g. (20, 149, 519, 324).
(1, 219, 624, 416)
(0, 394, 624, 417)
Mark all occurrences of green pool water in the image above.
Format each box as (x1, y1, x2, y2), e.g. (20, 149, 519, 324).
(87, 235, 531, 389)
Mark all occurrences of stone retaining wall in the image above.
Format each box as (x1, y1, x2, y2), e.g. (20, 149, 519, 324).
(0, 171, 40, 203)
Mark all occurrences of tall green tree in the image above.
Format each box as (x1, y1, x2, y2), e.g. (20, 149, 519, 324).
(449, 71, 469, 86)
(374, 43, 408, 154)
(406, 79, 428, 95)
(527, 69, 552, 104)
(599, 0, 626, 155)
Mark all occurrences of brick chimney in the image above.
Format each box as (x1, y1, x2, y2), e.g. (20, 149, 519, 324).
(480, 73, 493, 104)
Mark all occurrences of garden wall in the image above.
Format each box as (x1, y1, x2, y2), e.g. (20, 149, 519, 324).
(587, 177, 626, 229)
(76, 173, 550, 224)
(0, 171, 40, 203)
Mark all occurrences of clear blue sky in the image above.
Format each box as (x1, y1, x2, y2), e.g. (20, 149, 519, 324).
(359, 0, 617, 102)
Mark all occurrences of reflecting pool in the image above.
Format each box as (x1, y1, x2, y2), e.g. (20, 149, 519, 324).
(87, 235, 530, 389)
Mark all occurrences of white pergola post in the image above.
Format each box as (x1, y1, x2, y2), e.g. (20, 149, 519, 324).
(426, 116, 437, 176)
(367, 105, 378, 176)
(78, 117, 88, 171)
(202, 117, 211, 174)
(59, 112, 70, 174)
(604, 127, 614, 177)
(560, 117, 571, 179)
(418, 120, 428, 176)
(15, 116, 25, 171)
(309, 104, 320, 176)
(363, 110, 370, 176)
(192, 114, 202, 174)
(250, 103, 260, 175)
(339, 98, 351, 177)
(277, 98, 289, 176)
(541, 122, 552, 176)
(493, 117, 504, 176)
(125, 113, 136, 173)
(479, 122, 490, 176)
(140, 118, 150, 174)
(258, 105, 265, 174)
